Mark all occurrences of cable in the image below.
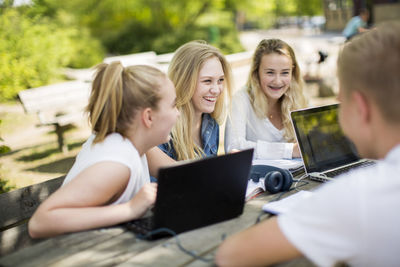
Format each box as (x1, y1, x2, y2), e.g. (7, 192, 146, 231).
(137, 228, 218, 263)
(255, 211, 272, 224)
(293, 174, 309, 192)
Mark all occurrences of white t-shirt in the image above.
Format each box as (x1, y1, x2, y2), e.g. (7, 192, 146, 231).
(224, 88, 293, 159)
(63, 133, 150, 205)
(278, 144, 400, 267)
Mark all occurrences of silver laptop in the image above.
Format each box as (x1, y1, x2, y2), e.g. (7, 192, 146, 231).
(290, 103, 375, 182)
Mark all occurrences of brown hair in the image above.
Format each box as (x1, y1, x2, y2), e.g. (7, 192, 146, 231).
(337, 21, 400, 123)
(87, 62, 165, 143)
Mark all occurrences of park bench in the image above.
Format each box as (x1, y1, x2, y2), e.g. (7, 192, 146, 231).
(18, 81, 91, 153)
(0, 176, 64, 257)
(103, 51, 158, 66)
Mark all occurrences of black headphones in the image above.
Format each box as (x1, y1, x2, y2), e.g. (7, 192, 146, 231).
(249, 165, 293, 194)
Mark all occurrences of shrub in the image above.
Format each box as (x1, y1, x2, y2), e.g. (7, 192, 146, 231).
(0, 9, 104, 101)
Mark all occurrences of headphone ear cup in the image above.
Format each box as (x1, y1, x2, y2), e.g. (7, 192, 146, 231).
(264, 171, 284, 194)
(281, 170, 293, 191)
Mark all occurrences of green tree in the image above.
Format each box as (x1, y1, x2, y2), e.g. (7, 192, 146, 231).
(30, 0, 244, 54)
(0, 7, 104, 100)
(295, 0, 323, 16)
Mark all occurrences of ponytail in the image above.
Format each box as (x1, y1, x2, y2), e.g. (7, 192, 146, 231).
(87, 62, 165, 143)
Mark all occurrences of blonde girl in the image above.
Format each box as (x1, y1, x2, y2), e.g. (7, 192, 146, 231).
(28, 62, 179, 238)
(225, 38, 307, 159)
(147, 40, 233, 178)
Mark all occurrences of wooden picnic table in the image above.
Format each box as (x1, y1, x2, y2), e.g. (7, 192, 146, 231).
(0, 179, 321, 267)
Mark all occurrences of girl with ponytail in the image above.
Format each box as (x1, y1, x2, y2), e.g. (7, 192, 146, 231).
(28, 62, 179, 238)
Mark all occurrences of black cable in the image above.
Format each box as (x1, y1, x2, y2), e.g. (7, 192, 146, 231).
(255, 211, 272, 224)
(137, 228, 216, 263)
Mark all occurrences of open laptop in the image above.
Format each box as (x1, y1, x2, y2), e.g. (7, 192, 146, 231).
(291, 104, 375, 182)
(124, 148, 254, 239)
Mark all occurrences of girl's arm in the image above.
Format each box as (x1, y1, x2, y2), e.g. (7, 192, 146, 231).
(225, 93, 295, 160)
(146, 146, 176, 178)
(28, 161, 156, 238)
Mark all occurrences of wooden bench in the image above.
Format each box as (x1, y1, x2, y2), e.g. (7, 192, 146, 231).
(103, 51, 158, 66)
(0, 176, 64, 257)
(18, 81, 91, 153)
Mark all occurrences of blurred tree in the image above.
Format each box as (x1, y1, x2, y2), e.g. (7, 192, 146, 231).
(294, 0, 323, 16)
(28, 0, 244, 54)
(0, 7, 104, 100)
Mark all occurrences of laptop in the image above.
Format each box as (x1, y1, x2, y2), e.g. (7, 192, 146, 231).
(124, 148, 254, 239)
(290, 104, 375, 182)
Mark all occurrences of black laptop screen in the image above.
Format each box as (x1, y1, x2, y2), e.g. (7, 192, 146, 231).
(291, 104, 360, 173)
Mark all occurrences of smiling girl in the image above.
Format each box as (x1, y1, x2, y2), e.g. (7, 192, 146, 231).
(225, 39, 307, 159)
(146, 41, 233, 178)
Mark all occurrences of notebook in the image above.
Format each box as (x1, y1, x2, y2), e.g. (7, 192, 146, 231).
(290, 103, 375, 182)
(124, 148, 254, 239)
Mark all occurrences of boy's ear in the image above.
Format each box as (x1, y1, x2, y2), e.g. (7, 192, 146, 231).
(352, 91, 371, 123)
(141, 107, 153, 128)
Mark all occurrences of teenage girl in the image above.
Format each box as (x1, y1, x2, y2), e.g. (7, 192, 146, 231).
(225, 39, 307, 159)
(28, 62, 179, 238)
(147, 40, 233, 177)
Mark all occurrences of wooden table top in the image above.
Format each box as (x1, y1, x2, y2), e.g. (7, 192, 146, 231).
(0, 179, 321, 267)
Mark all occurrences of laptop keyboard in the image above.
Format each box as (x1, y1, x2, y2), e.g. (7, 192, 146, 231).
(325, 160, 375, 177)
(124, 217, 154, 235)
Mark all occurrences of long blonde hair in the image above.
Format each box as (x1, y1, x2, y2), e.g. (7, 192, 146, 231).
(246, 39, 307, 141)
(87, 61, 165, 143)
(168, 40, 233, 160)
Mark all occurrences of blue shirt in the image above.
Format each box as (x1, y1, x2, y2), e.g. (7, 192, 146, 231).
(342, 16, 367, 39)
(159, 113, 219, 159)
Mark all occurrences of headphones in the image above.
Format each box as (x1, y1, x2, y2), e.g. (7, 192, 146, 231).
(249, 165, 293, 194)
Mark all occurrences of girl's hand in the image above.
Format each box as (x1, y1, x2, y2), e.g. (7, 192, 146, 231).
(128, 183, 157, 219)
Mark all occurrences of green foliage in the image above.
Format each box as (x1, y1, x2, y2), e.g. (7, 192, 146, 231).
(0, 8, 104, 101)
(197, 11, 244, 53)
(295, 0, 323, 16)
(231, 0, 323, 29)
(0, 178, 14, 194)
(64, 27, 105, 69)
(0, 142, 11, 154)
(33, 0, 244, 55)
(1, 0, 323, 102)
(0, 119, 13, 194)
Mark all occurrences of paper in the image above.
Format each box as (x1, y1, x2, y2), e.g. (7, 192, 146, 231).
(262, 190, 313, 215)
(252, 159, 303, 170)
(245, 178, 266, 201)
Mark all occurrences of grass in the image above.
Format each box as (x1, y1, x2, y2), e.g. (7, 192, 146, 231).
(0, 101, 89, 191)
(0, 138, 85, 190)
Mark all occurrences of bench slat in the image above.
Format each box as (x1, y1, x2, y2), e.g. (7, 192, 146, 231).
(18, 81, 91, 114)
(0, 176, 65, 231)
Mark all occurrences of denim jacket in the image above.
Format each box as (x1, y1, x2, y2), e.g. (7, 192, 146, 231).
(159, 113, 219, 160)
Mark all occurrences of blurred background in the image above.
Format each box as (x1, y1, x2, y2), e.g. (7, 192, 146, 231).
(1, 0, 400, 193)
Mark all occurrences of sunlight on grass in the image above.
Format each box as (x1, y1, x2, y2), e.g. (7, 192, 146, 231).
(0, 138, 84, 190)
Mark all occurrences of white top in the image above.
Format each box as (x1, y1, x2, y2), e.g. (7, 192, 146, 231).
(278, 144, 400, 267)
(63, 133, 150, 205)
(224, 88, 293, 159)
